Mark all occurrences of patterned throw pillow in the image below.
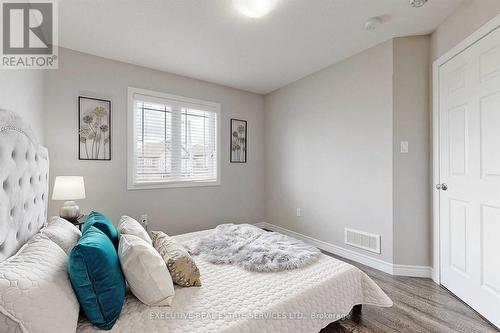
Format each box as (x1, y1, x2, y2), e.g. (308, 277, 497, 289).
(0, 234, 80, 333)
(150, 231, 201, 287)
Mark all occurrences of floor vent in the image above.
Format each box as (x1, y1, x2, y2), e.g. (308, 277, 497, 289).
(344, 228, 381, 254)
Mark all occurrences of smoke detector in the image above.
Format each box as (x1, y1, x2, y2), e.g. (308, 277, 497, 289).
(364, 17, 382, 31)
(409, 0, 428, 8)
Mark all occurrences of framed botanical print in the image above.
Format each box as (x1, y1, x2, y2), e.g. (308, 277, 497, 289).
(78, 96, 111, 160)
(230, 118, 247, 163)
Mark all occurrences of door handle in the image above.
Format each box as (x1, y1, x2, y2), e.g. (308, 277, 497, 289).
(436, 183, 448, 191)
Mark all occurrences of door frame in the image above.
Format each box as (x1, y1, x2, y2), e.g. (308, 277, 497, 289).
(432, 14, 500, 284)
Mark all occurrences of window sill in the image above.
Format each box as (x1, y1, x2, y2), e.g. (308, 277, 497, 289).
(127, 180, 220, 190)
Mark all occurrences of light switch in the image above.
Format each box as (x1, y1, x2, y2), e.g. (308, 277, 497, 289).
(400, 141, 409, 153)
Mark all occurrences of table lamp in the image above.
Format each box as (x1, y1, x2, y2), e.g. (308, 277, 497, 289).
(52, 176, 86, 220)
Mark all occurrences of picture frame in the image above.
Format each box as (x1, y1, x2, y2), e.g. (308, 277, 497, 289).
(78, 96, 112, 161)
(230, 118, 247, 163)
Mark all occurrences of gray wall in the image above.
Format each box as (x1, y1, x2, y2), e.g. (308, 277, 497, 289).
(0, 71, 45, 143)
(264, 41, 395, 263)
(430, 0, 500, 61)
(44, 48, 265, 234)
(264, 36, 434, 267)
(6, 0, 499, 268)
(392, 36, 431, 266)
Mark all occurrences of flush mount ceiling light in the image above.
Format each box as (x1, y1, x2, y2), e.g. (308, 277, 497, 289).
(233, 0, 279, 18)
(409, 0, 428, 8)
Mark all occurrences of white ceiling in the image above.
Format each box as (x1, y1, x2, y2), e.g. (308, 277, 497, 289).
(59, 0, 463, 94)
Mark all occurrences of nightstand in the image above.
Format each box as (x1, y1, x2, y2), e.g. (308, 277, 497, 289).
(67, 214, 87, 231)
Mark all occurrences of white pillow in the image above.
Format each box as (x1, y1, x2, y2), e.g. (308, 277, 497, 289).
(0, 234, 80, 333)
(118, 215, 152, 244)
(41, 216, 81, 254)
(118, 234, 174, 306)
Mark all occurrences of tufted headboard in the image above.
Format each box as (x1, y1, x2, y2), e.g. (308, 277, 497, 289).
(0, 110, 49, 261)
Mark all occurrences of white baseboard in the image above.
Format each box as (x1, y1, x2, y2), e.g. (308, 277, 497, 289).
(256, 222, 433, 278)
(431, 268, 439, 284)
(392, 264, 433, 278)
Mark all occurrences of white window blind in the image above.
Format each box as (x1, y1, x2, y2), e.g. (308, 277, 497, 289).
(128, 88, 219, 189)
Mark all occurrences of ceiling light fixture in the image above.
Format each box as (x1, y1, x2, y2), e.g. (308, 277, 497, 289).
(409, 0, 428, 8)
(364, 17, 382, 31)
(233, 0, 279, 19)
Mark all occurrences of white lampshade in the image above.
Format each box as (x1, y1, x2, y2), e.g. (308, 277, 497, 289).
(52, 176, 86, 201)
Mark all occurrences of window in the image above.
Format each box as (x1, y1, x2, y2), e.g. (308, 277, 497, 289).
(128, 87, 220, 189)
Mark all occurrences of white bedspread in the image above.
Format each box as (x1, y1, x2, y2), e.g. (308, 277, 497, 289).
(77, 230, 392, 333)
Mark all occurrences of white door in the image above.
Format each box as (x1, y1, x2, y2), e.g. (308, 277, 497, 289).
(439, 25, 500, 328)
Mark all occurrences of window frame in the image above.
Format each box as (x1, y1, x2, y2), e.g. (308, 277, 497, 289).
(127, 87, 221, 190)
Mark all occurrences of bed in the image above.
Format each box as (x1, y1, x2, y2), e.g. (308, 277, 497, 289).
(0, 110, 392, 333)
(78, 229, 392, 332)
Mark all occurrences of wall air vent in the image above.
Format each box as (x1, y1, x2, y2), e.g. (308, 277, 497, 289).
(344, 228, 381, 254)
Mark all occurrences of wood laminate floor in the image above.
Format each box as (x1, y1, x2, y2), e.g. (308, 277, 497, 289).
(319, 253, 499, 333)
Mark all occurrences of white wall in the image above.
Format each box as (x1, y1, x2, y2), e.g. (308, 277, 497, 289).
(264, 40, 395, 263)
(44, 48, 265, 234)
(0, 71, 45, 143)
(392, 36, 431, 266)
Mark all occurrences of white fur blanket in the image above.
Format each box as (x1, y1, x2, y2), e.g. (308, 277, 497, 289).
(183, 224, 320, 272)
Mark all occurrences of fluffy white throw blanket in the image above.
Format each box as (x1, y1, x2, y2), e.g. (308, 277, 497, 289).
(183, 224, 320, 272)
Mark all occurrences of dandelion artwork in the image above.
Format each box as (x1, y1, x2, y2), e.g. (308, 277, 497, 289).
(78, 96, 111, 160)
(230, 119, 247, 163)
